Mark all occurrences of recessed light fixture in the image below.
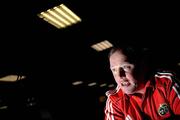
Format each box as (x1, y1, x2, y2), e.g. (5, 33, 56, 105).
(0, 75, 26, 82)
(91, 40, 113, 52)
(38, 4, 82, 29)
(88, 82, 97, 87)
(72, 81, 83, 86)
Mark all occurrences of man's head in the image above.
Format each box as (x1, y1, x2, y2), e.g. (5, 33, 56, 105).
(108, 45, 151, 94)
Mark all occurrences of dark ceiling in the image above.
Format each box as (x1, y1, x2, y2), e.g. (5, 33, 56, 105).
(1, 0, 180, 80)
(0, 0, 179, 119)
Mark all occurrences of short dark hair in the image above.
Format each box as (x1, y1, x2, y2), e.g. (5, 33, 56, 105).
(108, 44, 148, 65)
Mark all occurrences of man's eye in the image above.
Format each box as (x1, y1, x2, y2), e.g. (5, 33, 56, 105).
(122, 65, 133, 71)
(124, 65, 131, 69)
(111, 68, 117, 73)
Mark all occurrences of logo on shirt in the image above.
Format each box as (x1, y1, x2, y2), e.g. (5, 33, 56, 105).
(158, 103, 169, 116)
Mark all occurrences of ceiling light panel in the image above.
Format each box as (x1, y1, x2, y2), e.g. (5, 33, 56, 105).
(38, 4, 82, 29)
(0, 75, 26, 82)
(91, 40, 113, 52)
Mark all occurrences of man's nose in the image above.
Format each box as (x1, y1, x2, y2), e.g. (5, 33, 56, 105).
(119, 68, 126, 77)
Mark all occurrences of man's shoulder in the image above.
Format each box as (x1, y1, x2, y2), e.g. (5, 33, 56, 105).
(105, 86, 123, 102)
(154, 70, 180, 93)
(155, 70, 174, 78)
(154, 70, 176, 86)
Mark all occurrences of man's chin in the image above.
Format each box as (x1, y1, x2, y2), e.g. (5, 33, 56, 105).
(122, 88, 136, 95)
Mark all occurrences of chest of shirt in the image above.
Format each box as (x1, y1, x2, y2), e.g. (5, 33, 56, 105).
(119, 89, 172, 120)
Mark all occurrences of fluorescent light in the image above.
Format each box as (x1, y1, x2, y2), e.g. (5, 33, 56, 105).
(38, 4, 82, 29)
(72, 81, 83, 86)
(88, 82, 97, 87)
(0, 75, 26, 82)
(40, 12, 66, 28)
(47, 9, 71, 26)
(91, 40, 113, 52)
(108, 84, 115, 88)
(60, 4, 81, 22)
(100, 83, 107, 87)
(104, 40, 113, 47)
(91, 44, 102, 52)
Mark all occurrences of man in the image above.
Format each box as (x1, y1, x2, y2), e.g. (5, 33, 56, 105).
(104, 45, 180, 120)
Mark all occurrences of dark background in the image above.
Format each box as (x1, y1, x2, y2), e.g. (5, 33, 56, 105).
(0, 0, 179, 119)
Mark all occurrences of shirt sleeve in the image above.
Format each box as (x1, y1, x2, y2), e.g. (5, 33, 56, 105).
(167, 75, 180, 115)
(104, 97, 124, 120)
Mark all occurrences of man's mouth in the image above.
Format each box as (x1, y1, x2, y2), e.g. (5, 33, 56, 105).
(121, 81, 130, 86)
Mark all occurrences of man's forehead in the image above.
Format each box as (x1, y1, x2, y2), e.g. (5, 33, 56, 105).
(110, 62, 130, 69)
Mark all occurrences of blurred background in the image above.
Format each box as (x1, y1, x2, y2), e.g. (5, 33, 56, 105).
(0, 0, 179, 119)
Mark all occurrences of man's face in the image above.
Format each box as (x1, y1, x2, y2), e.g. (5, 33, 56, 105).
(109, 50, 137, 94)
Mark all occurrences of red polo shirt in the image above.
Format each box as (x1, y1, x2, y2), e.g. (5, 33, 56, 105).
(104, 72, 180, 120)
